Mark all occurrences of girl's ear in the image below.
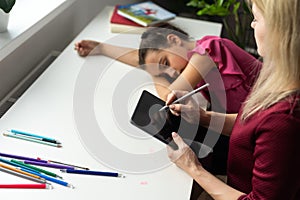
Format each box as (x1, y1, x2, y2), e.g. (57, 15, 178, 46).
(167, 34, 182, 46)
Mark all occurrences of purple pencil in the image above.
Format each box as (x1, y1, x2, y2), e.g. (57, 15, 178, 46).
(0, 152, 47, 163)
(22, 160, 75, 170)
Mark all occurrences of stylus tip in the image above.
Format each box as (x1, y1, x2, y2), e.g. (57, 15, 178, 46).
(159, 106, 169, 112)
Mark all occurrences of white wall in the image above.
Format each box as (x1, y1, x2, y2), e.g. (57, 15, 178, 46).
(0, 0, 138, 101)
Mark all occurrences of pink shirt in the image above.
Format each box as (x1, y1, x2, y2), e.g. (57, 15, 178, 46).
(228, 92, 300, 199)
(188, 36, 262, 113)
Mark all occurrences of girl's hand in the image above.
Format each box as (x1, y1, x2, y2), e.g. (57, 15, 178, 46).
(166, 90, 207, 124)
(167, 132, 202, 175)
(74, 40, 101, 57)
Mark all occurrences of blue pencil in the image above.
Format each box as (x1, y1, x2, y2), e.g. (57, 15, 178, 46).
(21, 168, 74, 188)
(3, 133, 62, 148)
(61, 169, 125, 178)
(9, 129, 61, 144)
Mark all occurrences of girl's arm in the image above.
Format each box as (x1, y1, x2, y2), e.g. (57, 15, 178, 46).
(75, 40, 174, 95)
(158, 53, 216, 100)
(75, 40, 139, 67)
(99, 43, 139, 67)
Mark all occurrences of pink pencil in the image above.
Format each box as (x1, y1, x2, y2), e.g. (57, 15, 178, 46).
(0, 183, 52, 189)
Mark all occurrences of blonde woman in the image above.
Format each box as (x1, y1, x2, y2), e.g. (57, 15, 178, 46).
(166, 0, 300, 199)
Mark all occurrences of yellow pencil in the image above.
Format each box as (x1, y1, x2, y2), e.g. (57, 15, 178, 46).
(0, 162, 43, 180)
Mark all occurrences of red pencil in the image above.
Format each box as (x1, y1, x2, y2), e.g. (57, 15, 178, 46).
(0, 183, 52, 189)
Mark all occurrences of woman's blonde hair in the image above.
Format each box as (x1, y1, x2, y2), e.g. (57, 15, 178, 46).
(242, 0, 300, 120)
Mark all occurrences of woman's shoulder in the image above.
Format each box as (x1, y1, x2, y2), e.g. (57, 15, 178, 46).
(260, 91, 300, 119)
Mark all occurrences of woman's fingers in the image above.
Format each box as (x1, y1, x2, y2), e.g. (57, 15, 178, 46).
(166, 91, 177, 105)
(171, 132, 186, 149)
(169, 104, 181, 116)
(166, 90, 189, 105)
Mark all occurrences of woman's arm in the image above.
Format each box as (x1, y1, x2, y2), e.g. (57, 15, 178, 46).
(168, 132, 245, 200)
(201, 111, 237, 136)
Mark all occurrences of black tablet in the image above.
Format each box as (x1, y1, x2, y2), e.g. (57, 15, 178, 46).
(130, 90, 208, 154)
(130, 90, 179, 149)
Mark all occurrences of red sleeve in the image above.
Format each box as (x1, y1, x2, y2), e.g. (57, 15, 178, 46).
(197, 36, 247, 77)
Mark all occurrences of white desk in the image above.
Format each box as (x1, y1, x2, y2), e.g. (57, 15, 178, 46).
(0, 6, 221, 199)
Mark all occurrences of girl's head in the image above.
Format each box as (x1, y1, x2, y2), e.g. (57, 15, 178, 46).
(138, 23, 191, 79)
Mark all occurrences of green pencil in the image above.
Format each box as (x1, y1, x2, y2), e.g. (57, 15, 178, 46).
(3, 133, 62, 148)
(11, 159, 63, 179)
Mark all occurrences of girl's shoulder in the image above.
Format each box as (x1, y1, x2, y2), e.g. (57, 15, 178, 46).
(197, 35, 238, 50)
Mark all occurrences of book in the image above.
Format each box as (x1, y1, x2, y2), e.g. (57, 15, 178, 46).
(110, 5, 147, 34)
(117, 1, 176, 27)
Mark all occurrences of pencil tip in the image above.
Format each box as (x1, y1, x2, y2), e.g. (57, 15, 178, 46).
(46, 184, 53, 189)
(118, 174, 126, 178)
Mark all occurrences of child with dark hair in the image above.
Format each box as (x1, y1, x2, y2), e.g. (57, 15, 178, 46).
(75, 23, 261, 113)
(75, 23, 262, 175)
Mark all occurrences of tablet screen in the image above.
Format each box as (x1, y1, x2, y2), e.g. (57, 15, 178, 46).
(130, 90, 199, 149)
(131, 90, 212, 158)
(130, 90, 175, 144)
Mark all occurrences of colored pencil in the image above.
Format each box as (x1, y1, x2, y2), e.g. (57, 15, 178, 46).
(9, 129, 61, 144)
(0, 183, 52, 189)
(0, 152, 48, 163)
(22, 160, 74, 170)
(0, 157, 39, 174)
(3, 133, 62, 148)
(61, 169, 124, 178)
(11, 159, 63, 179)
(0, 163, 42, 180)
(21, 168, 74, 188)
(0, 166, 47, 184)
(47, 160, 89, 170)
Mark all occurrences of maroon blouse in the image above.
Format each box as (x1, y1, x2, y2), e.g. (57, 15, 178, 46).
(228, 92, 300, 199)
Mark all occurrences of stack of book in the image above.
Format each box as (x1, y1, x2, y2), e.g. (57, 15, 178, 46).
(110, 5, 147, 34)
(110, 1, 176, 34)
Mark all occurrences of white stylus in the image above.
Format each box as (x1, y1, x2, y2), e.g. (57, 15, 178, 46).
(159, 83, 209, 112)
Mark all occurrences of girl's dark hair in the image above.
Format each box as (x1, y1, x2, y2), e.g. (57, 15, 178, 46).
(138, 23, 190, 66)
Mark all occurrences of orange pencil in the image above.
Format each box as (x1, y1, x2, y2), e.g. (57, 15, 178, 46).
(0, 163, 43, 180)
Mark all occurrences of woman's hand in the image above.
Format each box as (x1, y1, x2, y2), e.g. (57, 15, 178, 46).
(166, 90, 208, 124)
(167, 132, 203, 175)
(74, 40, 101, 57)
